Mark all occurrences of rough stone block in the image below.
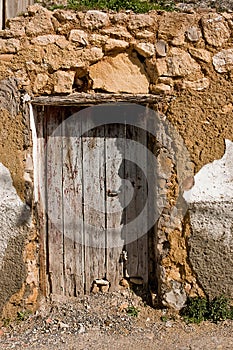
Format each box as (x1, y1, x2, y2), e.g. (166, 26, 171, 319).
(53, 71, 75, 93)
(202, 13, 230, 47)
(89, 53, 149, 94)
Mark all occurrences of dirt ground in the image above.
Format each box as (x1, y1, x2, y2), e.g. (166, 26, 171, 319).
(0, 290, 233, 350)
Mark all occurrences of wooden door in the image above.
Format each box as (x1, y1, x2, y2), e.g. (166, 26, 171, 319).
(43, 106, 149, 296)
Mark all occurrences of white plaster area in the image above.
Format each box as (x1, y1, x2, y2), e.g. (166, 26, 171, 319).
(0, 163, 27, 268)
(184, 139, 233, 203)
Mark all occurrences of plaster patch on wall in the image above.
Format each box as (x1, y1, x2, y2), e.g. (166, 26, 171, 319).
(182, 139, 233, 298)
(183, 139, 233, 203)
(0, 162, 30, 268)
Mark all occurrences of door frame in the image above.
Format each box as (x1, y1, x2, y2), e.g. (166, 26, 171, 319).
(30, 93, 161, 298)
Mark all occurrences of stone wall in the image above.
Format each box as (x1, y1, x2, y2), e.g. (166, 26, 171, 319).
(0, 4, 233, 314)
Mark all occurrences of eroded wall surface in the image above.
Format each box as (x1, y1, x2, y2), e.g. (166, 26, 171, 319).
(184, 140, 233, 299)
(0, 4, 233, 313)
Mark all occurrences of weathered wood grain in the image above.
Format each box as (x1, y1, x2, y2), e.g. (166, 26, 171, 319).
(31, 93, 167, 106)
(45, 106, 65, 295)
(105, 123, 125, 290)
(82, 110, 106, 293)
(124, 115, 148, 284)
(33, 105, 48, 296)
(62, 107, 84, 296)
(5, 0, 34, 22)
(0, 0, 3, 30)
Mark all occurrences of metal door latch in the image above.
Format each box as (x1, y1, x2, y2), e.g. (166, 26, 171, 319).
(107, 189, 120, 197)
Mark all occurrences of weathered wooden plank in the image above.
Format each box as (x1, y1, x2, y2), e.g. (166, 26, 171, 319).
(31, 93, 167, 106)
(0, 0, 3, 30)
(45, 106, 65, 295)
(124, 118, 148, 284)
(5, 0, 34, 21)
(82, 110, 106, 293)
(32, 105, 48, 296)
(62, 107, 84, 296)
(105, 123, 125, 290)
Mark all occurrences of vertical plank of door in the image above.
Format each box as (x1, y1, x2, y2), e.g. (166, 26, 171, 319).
(125, 119, 148, 284)
(135, 122, 148, 283)
(0, 0, 3, 29)
(105, 123, 125, 290)
(46, 106, 65, 296)
(5, 0, 34, 21)
(62, 107, 84, 296)
(82, 112, 106, 293)
(35, 106, 48, 296)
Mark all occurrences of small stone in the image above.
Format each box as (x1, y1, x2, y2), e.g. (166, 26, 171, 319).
(171, 33, 185, 46)
(31, 34, 63, 46)
(26, 11, 54, 37)
(155, 58, 167, 77)
(69, 30, 88, 46)
(88, 34, 108, 46)
(83, 47, 104, 64)
(45, 318, 52, 324)
(181, 78, 210, 91)
(189, 48, 212, 63)
(165, 321, 173, 328)
(119, 302, 129, 312)
(128, 14, 156, 31)
(55, 36, 69, 49)
(145, 333, 154, 340)
(163, 281, 187, 310)
(91, 283, 99, 294)
(134, 42, 155, 58)
(213, 49, 233, 73)
(105, 39, 129, 53)
(27, 4, 47, 15)
(53, 71, 75, 93)
(33, 73, 49, 93)
(182, 176, 195, 191)
(145, 57, 158, 83)
(186, 27, 201, 42)
(202, 14, 230, 47)
(221, 104, 233, 114)
(59, 321, 69, 329)
(101, 26, 132, 39)
(6, 17, 26, 36)
(157, 151, 172, 179)
(135, 30, 154, 39)
(94, 279, 109, 286)
(100, 285, 109, 293)
(82, 10, 109, 30)
(119, 278, 129, 288)
(78, 323, 85, 334)
(158, 77, 173, 86)
(111, 12, 128, 24)
(155, 40, 167, 57)
(166, 48, 201, 78)
(53, 9, 77, 23)
(0, 38, 20, 53)
(151, 83, 172, 95)
(0, 329, 4, 337)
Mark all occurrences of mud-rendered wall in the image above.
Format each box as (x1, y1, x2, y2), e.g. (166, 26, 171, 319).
(0, 4, 233, 314)
(0, 78, 39, 319)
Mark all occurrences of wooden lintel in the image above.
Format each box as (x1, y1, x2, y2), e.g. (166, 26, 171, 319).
(31, 92, 169, 106)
